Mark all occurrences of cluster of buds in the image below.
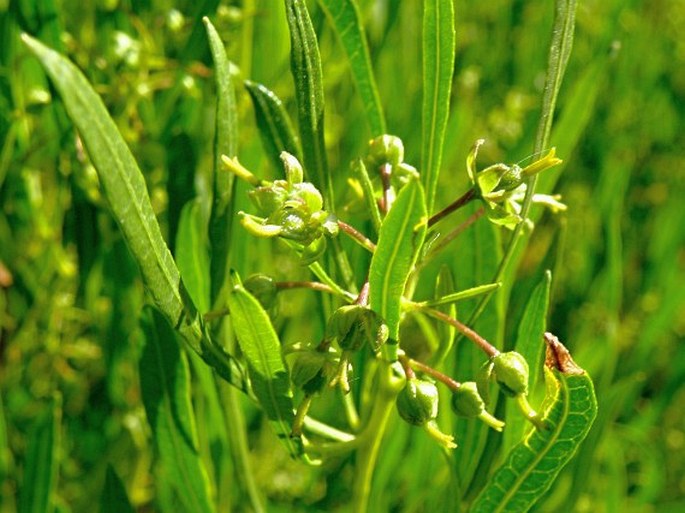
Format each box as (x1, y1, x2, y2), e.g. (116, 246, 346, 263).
(466, 139, 566, 229)
(364, 135, 419, 210)
(225, 151, 338, 264)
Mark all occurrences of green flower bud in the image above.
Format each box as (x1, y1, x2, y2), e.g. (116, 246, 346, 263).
(243, 274, 278, 310)
(291, 182, 323, 213)
(291, 351, 328, 395)
(451, 381, 506, 431)
(367, 134, 405, 168)
(300, 237, 327, 265)
(396, 378, 439, 426)
(492, 351, 529, 397)
(327, 305, 386, 352)
(249, 184, 288, 216)
(451, 381, 485, 418)
(280, 151, 304, 185)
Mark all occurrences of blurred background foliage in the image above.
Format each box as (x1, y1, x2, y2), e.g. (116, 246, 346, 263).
(1, 0, 684, 511)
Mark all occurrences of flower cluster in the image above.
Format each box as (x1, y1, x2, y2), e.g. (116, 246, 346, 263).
(225, 151, 338, 264)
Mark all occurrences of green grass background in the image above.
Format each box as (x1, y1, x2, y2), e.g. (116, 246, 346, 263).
(1, 0, 684, 511)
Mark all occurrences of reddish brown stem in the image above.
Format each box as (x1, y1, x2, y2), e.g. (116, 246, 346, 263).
(405, 356, 460, 392)
(428, 187, 477, 227)
(424, 308, 500, 358)
(338, 221, 376, 252)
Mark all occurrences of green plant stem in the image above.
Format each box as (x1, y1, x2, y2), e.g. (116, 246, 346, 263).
(352, 158, 383, 234)
(338, 220, 377, 252)
(460, 0, 577, 331)
(342, 390, 361, 431)
(427, 187, 477, 227)
(275, 280, 338, 295)
(423, 307, 500, 358)
(302, 416, 356, 442)
(218, 381, 265, 513)
(352, 361, 401, 513)
(308, 261, 356, 301)
(380, 163, 392, 213)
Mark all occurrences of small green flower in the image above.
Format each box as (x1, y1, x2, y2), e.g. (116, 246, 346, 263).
(466, 140, 564, 229)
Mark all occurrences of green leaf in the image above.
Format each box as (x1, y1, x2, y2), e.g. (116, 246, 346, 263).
(284, 0, 332, 207)
(176, 200, 210, 313)
(101, 466, 136, 513)
(369, 179, 427, 357)
(244, 79, 302, 169)
(421, 282, 501, 309)
(18, 395, 60, 513)
(204, 17, 238, 306)
(227, 275, 301, 457)
(317, 0, 386, 135)
(140, 307, 215, 513)
(421, 0, 456, 212)
(470, 336, 598, 513)
(21, 34, 247, 392)
(502, 271, 552, 454)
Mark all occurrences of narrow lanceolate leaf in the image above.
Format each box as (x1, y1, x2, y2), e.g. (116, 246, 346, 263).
(101, 466, 136, 513)
(285, 0, 332, 207)
(502, 271, 552, 454)
(21, 34, 247, 392)
(317, 0, 386, 136)
(369, 180, 427, 358)
(18, 395, 60, 513)
(140, 308, 215, 513)
(421, 0, 456, 213)
(176, 200, 210, 313)
(245, 80, 302, 169)
(470, 334, 598, 513)
(204, 17, 238, 306)
(228, 276, 302, 457)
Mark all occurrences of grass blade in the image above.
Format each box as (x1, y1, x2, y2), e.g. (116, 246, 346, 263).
(421, 0, 456, 212)
(470, 335, 597, 513)
(18, 395, 61, 513)
(244, 79, 302, 169)
(101, 466, 135, 513)
(502, 271, 552, 454)
(285, 0, 331, 206)
(21, 33, 247, 392)
(227, 274, 301, 457)
(204, 17, 238, 306)
(369, 179, 427, 358)
(317, 0, 386, 135)
(140, 307, 215, 513)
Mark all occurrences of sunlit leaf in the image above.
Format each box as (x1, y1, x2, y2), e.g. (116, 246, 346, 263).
(317, 0, 386, 136)
(21, 33, 247, 392)
(227, 274, 302, 457)
(421, 0, 456, 212)
(470, 335, 597, 513)
(369, 179, 427, 359)
(204, 17, 238, 306)
(245, 80, 302, 169)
